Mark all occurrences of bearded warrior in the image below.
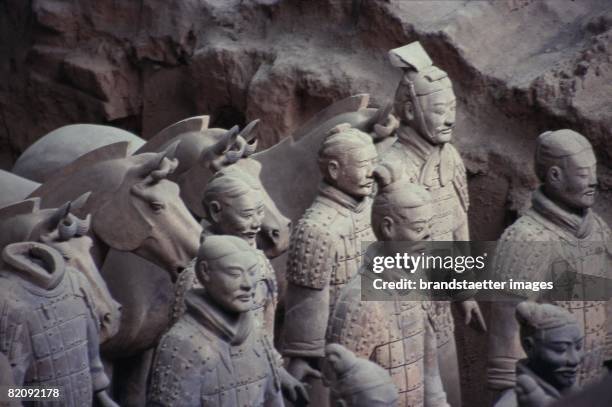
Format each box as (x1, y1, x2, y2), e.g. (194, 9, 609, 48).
(328, 162, 449, 407)
(281, 124, 378, 381)
(487, 130, 611, 393)
(147, 235, 284, 407)
(0, 242, 115, 407)
(382, 42, 485, 405)
(494, 302, 584, 407)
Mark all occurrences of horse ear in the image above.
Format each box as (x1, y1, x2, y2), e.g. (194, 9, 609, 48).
(70, 192, 92, 211)
(92, 195, 150, 251)
(199, 126, 240, 169)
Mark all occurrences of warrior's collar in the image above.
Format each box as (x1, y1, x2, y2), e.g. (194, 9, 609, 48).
(516, 359, 566, 400)
(396, 126, 456, 187)
(185, 289, 253, 346)
(319, 182, 369, 213)
(532, 188, 594, 239)
(1, 242, 65, 290)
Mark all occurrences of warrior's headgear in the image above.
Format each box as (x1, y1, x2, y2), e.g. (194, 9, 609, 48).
(516, 302, 579, 341)
(390, 42, 453, 137)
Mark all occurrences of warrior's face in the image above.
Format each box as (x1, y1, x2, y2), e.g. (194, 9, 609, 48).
(331, 144, 378, 199)
(199, 252, 259, 313)
(377, 201, 433, 242)
(526, 324, 584, 390)
(211, 189, 265, 247)
(547, 148, 597, 211)
(417, 87, 456, 145)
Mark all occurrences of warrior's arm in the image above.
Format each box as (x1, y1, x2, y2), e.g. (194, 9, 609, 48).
(0, 298, 32, 387)
(423, 309, 450, 407)
(282, 220, 336, 359)
(85, 304, 111, 393)
(282, 283, 331, 359)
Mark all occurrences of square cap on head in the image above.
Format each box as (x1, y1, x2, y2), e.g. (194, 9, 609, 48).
(389, 42, 433, 72)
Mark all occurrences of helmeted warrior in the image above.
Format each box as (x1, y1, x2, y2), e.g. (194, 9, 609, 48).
(0, 241, 115, 407)
(382, 41, 485, 405)
(487, 129, 611, 392)
(147, 235, 284, 407)
(282, 124, 378, 381)
(328, 162, 449, 407)
(322, 343, 399, 407)
(494, 302, 584, 407)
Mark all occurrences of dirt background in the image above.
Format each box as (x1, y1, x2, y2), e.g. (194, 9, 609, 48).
(1, 1, 611, 405)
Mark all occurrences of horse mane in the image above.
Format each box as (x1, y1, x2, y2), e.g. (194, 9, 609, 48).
(290, 94, 370, 142)
(136, 115, 210, 154)
(29, 141, 131, 210)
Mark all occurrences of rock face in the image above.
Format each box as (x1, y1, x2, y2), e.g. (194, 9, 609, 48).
(0, 1, 610, 404)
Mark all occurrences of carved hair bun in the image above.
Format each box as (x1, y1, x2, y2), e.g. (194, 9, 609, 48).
(373, 161, 403, 191)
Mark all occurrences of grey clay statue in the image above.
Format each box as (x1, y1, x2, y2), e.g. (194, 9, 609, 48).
(0, 241, 117, 407)
(328, 162, 449, 407)
(147, 235, 284, 407)
(201, 167, 309, 404)
(202, 166, 278, 340)
(322, 343, 399, 407)
(382, 41, 485, 406)
(488, 129, 611, 391)
(494, 302, 584, 407)
(0, 194, 122, 344)
(281, 124, 378, 383)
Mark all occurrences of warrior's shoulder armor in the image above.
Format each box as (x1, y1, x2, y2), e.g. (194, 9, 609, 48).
(286, 206, 339, 290)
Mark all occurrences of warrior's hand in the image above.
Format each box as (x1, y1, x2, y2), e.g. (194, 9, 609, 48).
(94, 390, 119, 407)
(287, 357, 322, 382)
(280, 366, 310, 404)
(460, 299, 487, 332)
(516, 374, 556, 407)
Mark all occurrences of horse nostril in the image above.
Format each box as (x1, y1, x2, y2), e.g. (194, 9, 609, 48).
(103, 313, 113, 323)
(272, 229, 280, 238)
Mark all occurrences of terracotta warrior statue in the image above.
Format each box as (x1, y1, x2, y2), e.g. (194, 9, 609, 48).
(201, 167, 308, 404)
(494, 302, 584, 407)
(382, 41, 485, 405)
(328, 162, 449, 407)
(0, 241, 116, 407)
(322, 343, 399, 407)
(147, 235, 285, 407)
(202, 167, 277, 339)
(281, 123, 378, 381)
(488, 129, 611, 391)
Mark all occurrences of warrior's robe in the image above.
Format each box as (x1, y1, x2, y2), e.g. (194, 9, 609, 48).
(282, 182, 375, 358)
(0, 242, 110, 407)
(147, 290, 283, 407)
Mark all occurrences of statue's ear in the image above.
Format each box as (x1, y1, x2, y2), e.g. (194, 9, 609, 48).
(381, 216, 395, 240)
(328, 160, 340, 181)
(208, 201, 223, 224)
(93, 194, 150, 252)
(403, 99, 415, 122)
(546, 165, 563, 187)
(197, 259, 210, 284)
